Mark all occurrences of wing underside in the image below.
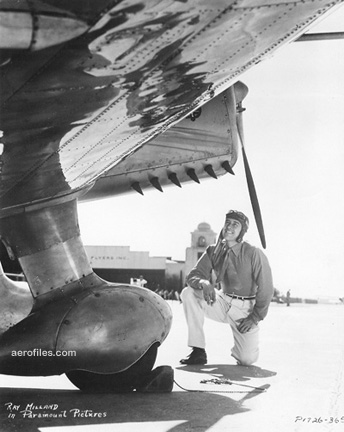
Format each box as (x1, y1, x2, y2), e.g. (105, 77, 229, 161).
(0, 0, 342, 213)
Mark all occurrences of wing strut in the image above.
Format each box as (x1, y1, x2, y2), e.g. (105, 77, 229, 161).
(296, 32, 344, 42)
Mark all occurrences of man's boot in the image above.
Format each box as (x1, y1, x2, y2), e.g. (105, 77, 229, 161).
(180, 347, 207, 365)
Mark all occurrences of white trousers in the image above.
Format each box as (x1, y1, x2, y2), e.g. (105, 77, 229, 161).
(180, 286, 259, 366)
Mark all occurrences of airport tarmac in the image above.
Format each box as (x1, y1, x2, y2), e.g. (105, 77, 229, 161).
(1, 301, 343, 432)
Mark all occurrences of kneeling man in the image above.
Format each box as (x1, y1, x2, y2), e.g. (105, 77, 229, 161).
(180, 210, 273, 366)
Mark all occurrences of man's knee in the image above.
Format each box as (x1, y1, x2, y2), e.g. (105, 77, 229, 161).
(234, 350, 259, 366)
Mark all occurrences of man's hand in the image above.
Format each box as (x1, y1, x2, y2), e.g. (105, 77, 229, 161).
(237, 316, 258, 333)
(199, 279, 216, 305)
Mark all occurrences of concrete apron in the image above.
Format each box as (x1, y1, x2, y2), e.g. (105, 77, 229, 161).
(1, 301, 343, 432)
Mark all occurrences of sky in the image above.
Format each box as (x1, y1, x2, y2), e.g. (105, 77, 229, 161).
(78, 5, 344, 300)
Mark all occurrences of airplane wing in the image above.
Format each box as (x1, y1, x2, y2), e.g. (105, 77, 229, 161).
(1, 0, 342, 211)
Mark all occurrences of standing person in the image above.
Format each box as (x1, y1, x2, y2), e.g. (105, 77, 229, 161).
(180, 210, 274, 366)
(137, 275, 147, 287)
(286, 290, 291, 307)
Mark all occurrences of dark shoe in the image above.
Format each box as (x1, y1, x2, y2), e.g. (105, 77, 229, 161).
(180, 348, 207, 365)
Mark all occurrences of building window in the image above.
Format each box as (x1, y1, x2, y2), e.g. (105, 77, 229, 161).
(198, 236, 206, 247)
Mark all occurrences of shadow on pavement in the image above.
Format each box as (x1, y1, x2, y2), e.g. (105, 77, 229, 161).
(176, 364, 277, 382)
(174, 364, 275, 401)
(0, 378, 268, 432)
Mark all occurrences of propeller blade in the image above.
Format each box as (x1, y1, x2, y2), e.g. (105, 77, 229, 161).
(236, 103, 267, 249)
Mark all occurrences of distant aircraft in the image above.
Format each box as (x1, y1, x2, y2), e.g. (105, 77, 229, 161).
(1, 0, 343, 392)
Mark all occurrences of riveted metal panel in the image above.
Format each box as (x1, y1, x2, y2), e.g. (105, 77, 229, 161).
(0, 0, 341, 210)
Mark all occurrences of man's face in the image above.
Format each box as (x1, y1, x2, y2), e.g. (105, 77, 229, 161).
(223, 218, 242, 242)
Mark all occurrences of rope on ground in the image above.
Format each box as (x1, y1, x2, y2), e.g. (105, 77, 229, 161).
(173, 378, 267, 394)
